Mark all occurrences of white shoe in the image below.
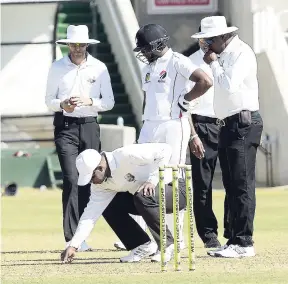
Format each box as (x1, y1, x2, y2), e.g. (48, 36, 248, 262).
(120, 241, 157, 263)
(213, 244, 255, 258)
(207, 245, 228, 256)
(151, 244, 174, 263)
(114, 241, 126, 251)
(65, 241, 92, 252)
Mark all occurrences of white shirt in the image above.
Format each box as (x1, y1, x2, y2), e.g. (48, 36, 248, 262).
(70, 143, 172, 248)
(142, 48, 198, 121)
(45, 54, 115, 117)
(189, 49, 215, 118)
(210, 36, 259, 119)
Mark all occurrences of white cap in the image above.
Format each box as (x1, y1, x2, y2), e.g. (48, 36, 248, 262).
(76, 149, 102, 186)
(191, 16, 238, 39)
(56, 25, 100, 45)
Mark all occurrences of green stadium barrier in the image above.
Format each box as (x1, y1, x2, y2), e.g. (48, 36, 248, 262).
(1, 148, 60, 188)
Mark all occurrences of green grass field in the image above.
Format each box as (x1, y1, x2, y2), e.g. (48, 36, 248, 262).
(2, 188, 288, 284)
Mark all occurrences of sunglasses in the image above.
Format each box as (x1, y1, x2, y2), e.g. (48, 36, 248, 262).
(68, 43, 88, 48)
(199, 37, 216, 45)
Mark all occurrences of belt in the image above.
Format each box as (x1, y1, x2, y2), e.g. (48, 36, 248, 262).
(64, 116, 97, 125)
(216, 111, 258, 127)
(192, 114, 217, 124)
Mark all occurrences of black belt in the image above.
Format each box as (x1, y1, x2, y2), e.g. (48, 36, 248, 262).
(225, 111, 257, 123)
(63, 116, 97, 125)
(53, 112, 97, 127)
(217, 111, 258, 127)
(192, 114, 217, 124)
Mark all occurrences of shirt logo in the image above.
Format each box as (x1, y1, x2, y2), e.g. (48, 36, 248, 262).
(144, 73, 151, 83)
(87, 77, 96, 84)
(158, 70, 167, 83)
(124, 173, 136, 182)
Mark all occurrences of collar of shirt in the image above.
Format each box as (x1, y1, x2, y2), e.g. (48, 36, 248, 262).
(220, 35, 241, 56)
(64, 53, 95, 67)
(157, 48, 173, 62)
(103, 152, 117, 175)
(198, 48, 205, 57)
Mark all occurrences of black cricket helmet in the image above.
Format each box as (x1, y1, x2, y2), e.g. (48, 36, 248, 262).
(133, 24, 170, 64)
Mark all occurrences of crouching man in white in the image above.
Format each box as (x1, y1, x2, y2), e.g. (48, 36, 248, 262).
(61, 143, 189, 263)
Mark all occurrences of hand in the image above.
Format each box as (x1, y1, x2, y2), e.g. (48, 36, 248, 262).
(203, 50, 217, 65)
(60, 99, 76, 113)
(70, 96, 92, 107)
(61, 246, 76, 264)
(189, 136, 205, 159)
(138, 182, 156, 197)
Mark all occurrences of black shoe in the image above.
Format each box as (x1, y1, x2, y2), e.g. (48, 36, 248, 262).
(204, 238, 221, 248)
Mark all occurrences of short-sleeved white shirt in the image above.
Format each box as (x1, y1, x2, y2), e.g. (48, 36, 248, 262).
(141, 48, 198, 121)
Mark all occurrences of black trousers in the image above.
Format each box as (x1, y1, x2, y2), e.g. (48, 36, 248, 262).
(102, 180, 187, 250)
(54, 113, 101, 242)
(190, 115, 221, 243)
(218, 111, 263, 247)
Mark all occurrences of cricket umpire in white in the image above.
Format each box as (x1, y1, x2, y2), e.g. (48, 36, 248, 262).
(192, 16, 263, 258)
(132, 24, 213, 253)
(188, 34, 223, 249)
(45, 25, 114, 250)
(61, 143, 189, 264)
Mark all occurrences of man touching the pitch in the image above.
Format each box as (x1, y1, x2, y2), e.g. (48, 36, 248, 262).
(61, 143, 191, 264)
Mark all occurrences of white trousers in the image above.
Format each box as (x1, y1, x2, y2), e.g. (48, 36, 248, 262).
(136, 117, 191, 243)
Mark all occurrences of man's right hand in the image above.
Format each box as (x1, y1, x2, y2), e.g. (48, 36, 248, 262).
(189, 136, 205, 159)
(61, 246, 76, 264)
(60, 99, 76, 113)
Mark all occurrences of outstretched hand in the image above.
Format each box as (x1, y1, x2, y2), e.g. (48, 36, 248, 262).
(61, 246, 76, 264)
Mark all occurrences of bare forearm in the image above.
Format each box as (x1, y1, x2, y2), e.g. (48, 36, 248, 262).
(184, 80, 211, 102)
(188, 115, 197, 136)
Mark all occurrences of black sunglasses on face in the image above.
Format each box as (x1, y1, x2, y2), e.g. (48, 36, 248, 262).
(200, 37, 216, 45)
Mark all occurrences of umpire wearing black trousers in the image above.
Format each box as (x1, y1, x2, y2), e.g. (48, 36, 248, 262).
(193, 16, 263, 258)
(45, 25, 114, 248)
(188, 43, 223, 248)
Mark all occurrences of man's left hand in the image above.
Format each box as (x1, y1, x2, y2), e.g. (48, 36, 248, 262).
(203, 50, 217, 65)
(61, 246, 76, 264)
(70, 96, 92, 107)
(138, 182, 156, 197)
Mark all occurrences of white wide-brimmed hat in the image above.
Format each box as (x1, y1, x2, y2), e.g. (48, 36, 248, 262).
(192, 16, 238, 39)
(76, 149, 102, 186)
(56, 25, 100, 45)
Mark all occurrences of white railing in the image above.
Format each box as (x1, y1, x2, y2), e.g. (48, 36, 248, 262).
(96, 0, 145, 127)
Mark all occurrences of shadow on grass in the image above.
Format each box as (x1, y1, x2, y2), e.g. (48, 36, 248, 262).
(1, 260, 120, 266)
(2, 255, 210, 267)
(1, 249, 116, 254)
(3, 257, 120, 263)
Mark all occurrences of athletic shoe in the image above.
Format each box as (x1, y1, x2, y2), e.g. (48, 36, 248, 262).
(207, 244, 228, 256)
(204, 238, 221, 248)
(214, 244, 255, 258)
(114, 241, 127, 251)
(120, 241, 157, 263)
(151, 244, 174, 263)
